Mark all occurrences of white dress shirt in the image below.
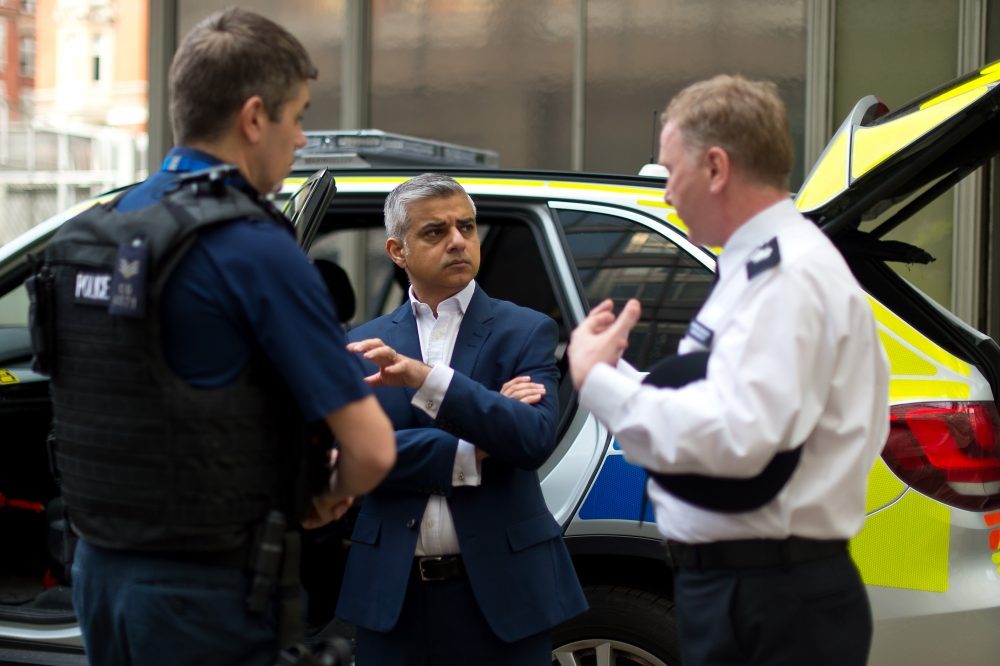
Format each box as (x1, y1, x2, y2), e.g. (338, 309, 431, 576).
(579, 198, 890, 543)
(408, 279, 482, 556)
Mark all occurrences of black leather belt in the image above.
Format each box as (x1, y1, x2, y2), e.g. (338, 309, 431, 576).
(153, 543, 251, 570)
(413, 555, 465, 582)
(665, 537, 847, 570)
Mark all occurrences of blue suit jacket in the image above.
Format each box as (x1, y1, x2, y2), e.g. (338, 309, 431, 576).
(335, 286, 587, 641)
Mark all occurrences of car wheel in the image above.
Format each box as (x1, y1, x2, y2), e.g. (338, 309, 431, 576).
(551, 585, 679, 666)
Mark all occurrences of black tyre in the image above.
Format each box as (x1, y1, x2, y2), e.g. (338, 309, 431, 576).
(551, 585, 679, 666)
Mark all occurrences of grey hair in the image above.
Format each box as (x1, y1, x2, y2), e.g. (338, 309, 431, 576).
(383, 173, 476, 241)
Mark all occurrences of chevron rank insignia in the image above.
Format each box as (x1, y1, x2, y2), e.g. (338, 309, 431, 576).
(108, 237, 148, 318)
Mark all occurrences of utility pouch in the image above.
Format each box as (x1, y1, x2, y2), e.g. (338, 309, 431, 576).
(25, 255, 56, 377)
(277, 530, 304, 649)
(46, 432, 60, 484)
(246, 510, 305, 650)
(247, 510, 286, 614)
(44, 496, 77, 585)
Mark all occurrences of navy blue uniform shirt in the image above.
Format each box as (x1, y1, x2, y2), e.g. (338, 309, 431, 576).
(116, 146, 369, 421)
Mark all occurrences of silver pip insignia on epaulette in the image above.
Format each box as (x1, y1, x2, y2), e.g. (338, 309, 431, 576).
(747, 237, 781, 280)
(686, 318, 714, 348)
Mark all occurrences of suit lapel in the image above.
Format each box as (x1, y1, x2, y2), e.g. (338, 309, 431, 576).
(389, 303, 423, 364)
(450, 286, 494, 380)
(386, 303, 424, 416)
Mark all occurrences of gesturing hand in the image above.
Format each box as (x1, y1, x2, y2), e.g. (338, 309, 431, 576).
(303, 448, 354, 529)
(347, 338, 432, 390)
(567, 298, 642, 390)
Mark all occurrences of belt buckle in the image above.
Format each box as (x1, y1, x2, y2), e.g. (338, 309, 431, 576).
(418, 556, 447, 582)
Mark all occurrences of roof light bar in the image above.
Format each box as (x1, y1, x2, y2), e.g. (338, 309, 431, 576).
(294, 129, 499, 170)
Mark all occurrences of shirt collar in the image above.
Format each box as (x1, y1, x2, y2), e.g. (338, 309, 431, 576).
(160, 146, 224, 172)
(160, 146, 259, 197)
(717, 197, 800, 278)
(409, 279, 477, 317)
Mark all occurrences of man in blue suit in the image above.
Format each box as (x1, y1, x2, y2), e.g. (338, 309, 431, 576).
(336, 173, 586, 665)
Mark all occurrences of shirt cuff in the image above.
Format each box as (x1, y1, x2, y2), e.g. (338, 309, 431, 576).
(412, 364, 453, 418)
(615, 357, 647, 382)
(452, 440, 482, 486)
(578, 362, 644, 428)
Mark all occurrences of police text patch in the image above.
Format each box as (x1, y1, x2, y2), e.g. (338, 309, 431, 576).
(73, 271, 112, 305)
(686, 318, 714, 348)
(747, 237, 781, 280)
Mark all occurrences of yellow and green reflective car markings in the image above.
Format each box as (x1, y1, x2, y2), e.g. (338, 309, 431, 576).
(851, 481, 950, 593)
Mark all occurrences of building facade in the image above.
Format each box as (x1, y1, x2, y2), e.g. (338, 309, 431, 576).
(35, 0, 147, 132)
(0, 0, 146, 246)
(0, 0, 35, 123)
(141, 0, 1000, 339)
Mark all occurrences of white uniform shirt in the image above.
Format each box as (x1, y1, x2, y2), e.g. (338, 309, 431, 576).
(579, 199, 890, 543)
(408, 279, 482, 556)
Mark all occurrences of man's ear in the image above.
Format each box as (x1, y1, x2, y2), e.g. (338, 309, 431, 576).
(238, 95, 267, 144)
(386, 237, 407, 268)
(705, 146, 730, 194)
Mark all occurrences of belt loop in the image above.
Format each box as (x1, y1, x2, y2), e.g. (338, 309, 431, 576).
(778, 539, 791, 569)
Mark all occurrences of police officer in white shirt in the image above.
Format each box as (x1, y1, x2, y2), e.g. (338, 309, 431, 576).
(567, 75, 890, 666)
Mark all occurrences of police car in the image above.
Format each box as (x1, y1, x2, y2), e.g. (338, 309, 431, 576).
(3, 63, 1000, 664)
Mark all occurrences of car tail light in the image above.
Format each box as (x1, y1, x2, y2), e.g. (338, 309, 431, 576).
(883, 401, 1000, 511)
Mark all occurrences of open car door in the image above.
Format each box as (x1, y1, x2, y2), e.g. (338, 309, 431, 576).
(283, 168, 336, 250)
(796, 61, 1000, 239)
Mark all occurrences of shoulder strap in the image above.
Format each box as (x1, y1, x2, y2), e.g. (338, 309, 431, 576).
(641, 351, 803, 513)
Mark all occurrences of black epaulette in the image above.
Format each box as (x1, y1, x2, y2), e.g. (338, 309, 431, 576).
(746, 237, 781, 280)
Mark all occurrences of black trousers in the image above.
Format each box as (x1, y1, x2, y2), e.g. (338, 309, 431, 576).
(673, 552, 872, 666)
(354, 562, 551, 666)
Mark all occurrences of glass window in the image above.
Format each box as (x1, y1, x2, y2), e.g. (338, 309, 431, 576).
(584, 0, 807, 183)
(371, 0, 574, 170)
(308, 208, 556, 334)
(92, 34, 102, 81)
(557, 208, 714, 369)
(178, 0, 345, 131)
(18, 34, 32, 77)
(987, 0, 1000, 337)
(309, 220, 405, 329)
(833, 0, 958, 309)
(0, 281, 28, 327)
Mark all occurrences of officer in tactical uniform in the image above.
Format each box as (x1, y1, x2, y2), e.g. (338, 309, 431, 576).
(26, 9, 395, 665)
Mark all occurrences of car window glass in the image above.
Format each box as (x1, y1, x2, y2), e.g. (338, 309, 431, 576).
(476, 219, 566, 350)
(556, 208, 714, 370)
(309, 213, 559, 338)
(0, 282, 28, 327)
(309, 226, 398, 328)
(856, 174, 954, 309)
(282, 174, 319, 221)
(308, 207, 575, 442)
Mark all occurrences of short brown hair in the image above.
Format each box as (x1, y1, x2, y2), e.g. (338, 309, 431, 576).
(169, 8, 318, 145)
(663, 75, 793, 190)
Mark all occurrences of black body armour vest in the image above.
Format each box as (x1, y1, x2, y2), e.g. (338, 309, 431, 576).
(28, 172, 306, 552)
